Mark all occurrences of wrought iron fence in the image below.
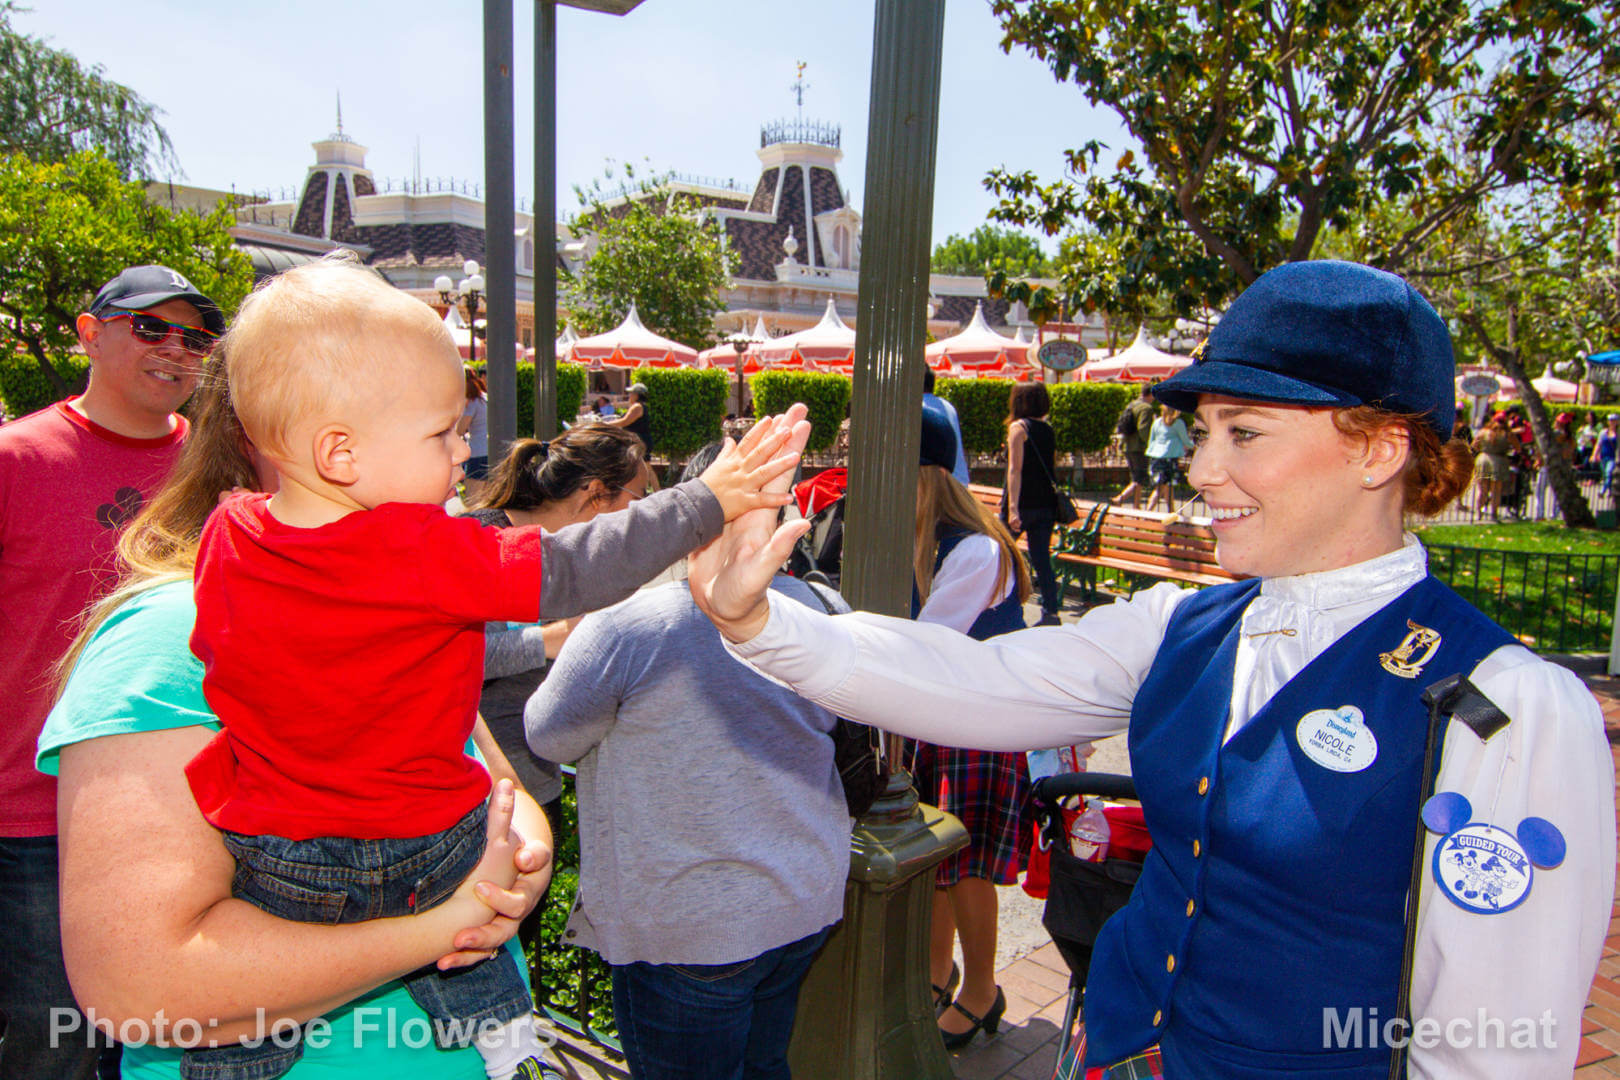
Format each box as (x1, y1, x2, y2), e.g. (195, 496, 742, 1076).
(1425, 544, 1618, 653)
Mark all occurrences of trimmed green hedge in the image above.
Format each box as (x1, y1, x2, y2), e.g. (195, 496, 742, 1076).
(1051, 382, 1139, 455)
(0, 353, 90, 419)
(633, 366, 729, 458)
(933, 378, 1014, 456)
(469, 361, 587, 439)
(931, 378, 1140, 456)
(748, 372, 850, 453)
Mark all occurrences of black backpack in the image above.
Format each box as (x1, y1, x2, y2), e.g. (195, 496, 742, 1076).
(1115, 405, 1139, 439)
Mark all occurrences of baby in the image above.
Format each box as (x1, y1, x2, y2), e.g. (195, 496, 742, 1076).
(185, 256, 802, 1080)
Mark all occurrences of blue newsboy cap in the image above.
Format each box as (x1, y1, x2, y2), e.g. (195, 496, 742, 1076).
(1152, 261, 1455, 440)
(920, 399, 958, 471)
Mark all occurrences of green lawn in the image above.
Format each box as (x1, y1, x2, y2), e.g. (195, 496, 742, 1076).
(1414, 521, 1620, 554)
(1413, 522, 1619, 652)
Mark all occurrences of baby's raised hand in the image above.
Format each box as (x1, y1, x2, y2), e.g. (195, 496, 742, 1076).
(698, 404, 812, 521)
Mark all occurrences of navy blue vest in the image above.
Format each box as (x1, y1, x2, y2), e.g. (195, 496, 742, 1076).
(910, 527, 1025, 640)
(1084, 574, 1514, 1077)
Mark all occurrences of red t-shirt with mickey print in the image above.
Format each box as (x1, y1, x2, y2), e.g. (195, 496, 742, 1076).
(0, 400, 186, 836)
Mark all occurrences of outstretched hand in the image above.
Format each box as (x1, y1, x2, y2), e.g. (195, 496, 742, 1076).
(689, 411, 814, 644)
(698, 404, 812, 521)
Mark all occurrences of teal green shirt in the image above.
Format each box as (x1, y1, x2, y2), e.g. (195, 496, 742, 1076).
(40, 580, 517, 1079)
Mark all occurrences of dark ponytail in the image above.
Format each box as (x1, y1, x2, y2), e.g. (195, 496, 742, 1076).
(473, 427, 645, 512)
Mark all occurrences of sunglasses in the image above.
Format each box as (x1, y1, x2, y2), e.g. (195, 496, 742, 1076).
(101, 309, 219, 354)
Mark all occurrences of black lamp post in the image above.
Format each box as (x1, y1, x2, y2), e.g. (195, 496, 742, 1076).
(728, 333, 751, 418)
(435, 260, 485, 368)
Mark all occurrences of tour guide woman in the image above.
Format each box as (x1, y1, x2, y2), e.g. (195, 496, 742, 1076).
(689, 261, 1614, 1079)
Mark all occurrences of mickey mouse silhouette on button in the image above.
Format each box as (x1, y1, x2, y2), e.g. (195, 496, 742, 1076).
(1422, 791, 1566, 915)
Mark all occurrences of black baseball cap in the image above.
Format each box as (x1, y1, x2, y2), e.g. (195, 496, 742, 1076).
(1153, 261, 1455, 441)
(89, 265, 226, 337)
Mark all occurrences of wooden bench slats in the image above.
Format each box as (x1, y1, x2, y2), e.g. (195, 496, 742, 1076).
(964, 485, 1244, 597)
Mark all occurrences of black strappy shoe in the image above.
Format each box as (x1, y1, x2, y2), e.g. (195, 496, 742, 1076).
(931, 962, 959, 1011)
(940, 986, 1007, 1051)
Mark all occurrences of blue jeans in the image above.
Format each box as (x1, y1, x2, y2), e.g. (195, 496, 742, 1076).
(0, 835, 113, 1080)
(182, 803, 530, 1080)
(1018, 512, 1061, 616)
(610, 927, 833, 1080)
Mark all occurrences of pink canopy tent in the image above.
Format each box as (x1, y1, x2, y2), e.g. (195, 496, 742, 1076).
(1079, 326, 1192, 382)
(522, 323, 579, 363)
(443, 307, 522, 362)
(755, 299, 856, 369)
(567, 304, 698, 369)
(926, 301, 1030, 374)
(697, 314, 771, 374)
(1531, 372, 1578, 402)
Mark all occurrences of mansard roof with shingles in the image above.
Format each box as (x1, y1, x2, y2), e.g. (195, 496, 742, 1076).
(361, 222, 487, 270)
(807, 167, 844, 219)
(748, 168, 779, 214)
(936, 294, 1014, 329)
(726, 162, 811, 281)
(293, 173, 327, 237)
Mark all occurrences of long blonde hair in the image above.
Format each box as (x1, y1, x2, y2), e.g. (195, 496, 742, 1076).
(54, 363, 258, 692)
(913, 465, 1032, 607)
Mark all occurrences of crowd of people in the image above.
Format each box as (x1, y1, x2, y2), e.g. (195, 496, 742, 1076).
(1460, 406, 1619, 522)
(0, 254, 1613, 1080)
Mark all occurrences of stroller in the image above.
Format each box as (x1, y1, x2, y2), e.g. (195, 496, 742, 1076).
(785, 467, 848, 586)
(1029, 771, 1150, 1079)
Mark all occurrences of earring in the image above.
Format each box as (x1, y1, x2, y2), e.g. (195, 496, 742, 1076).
(1363, 475, 1374, 486)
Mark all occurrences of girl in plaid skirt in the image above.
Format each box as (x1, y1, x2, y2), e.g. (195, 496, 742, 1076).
(910, 406, 1034, 1051)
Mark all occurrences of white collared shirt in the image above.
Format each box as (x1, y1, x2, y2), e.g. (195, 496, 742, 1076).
(727, 542, 1613, 1078)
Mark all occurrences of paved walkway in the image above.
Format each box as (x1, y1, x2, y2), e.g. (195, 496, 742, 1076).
(952, 654, 1620, 1080)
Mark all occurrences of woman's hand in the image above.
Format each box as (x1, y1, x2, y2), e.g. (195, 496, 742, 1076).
(689, 411, 813, 643)
(435, 779, 552, 969)
(697, 404, 812, 521)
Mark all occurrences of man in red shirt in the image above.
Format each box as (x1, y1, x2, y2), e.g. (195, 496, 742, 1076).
(0, 265, 222, 1078)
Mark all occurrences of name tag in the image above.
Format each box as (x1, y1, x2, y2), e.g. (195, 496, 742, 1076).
(1296, 706, 1379, 773)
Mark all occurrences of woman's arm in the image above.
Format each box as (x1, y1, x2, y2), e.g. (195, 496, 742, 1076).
(602, 402, 643, 429)
(539, 407, 808, 619)
(1006, 421, 1026, 531)
(56, 730, 532, 1043)
(1407, 648, 1615, 1078)
(917, 534, 1006, 635)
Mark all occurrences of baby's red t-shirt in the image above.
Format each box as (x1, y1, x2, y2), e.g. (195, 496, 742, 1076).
(187, 493, 543, 840)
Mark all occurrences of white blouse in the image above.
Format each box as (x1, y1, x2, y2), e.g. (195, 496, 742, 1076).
(727, 537, 1614, 1078)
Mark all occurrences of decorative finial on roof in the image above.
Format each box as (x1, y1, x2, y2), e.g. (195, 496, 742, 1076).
(782, 227, 799, 261)
(791, 61, 809, 121)
(336, 91, 343, 136)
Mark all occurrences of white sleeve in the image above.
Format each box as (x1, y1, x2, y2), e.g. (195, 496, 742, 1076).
(726, 581, 1190, 751)
(1407, 644, 1615, 1079)
(917, 535, 1008, 635)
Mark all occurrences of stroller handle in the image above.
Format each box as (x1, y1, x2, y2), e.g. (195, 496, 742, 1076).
(1031, 772, 1139, 804)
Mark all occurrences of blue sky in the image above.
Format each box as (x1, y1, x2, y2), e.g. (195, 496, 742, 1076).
(17, 0, 1124, 250)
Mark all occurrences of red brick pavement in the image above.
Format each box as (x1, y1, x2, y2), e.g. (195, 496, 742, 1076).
(1574, 665, 1620, 1078)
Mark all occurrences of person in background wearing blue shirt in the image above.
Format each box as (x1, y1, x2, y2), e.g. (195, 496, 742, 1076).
(1143, 403, 1193, 511)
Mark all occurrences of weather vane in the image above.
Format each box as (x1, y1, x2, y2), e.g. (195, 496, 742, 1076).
(790, 61, 809, 122)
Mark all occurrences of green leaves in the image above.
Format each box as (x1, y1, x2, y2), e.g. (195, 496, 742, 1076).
(985, 0, 1620, 321)
(564, 165, 736, 350)
(0, 150, 252, 398)
(0, 4, 175, 179)
(748, 372, 850, 453)
(930, 224, 1054, 277)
